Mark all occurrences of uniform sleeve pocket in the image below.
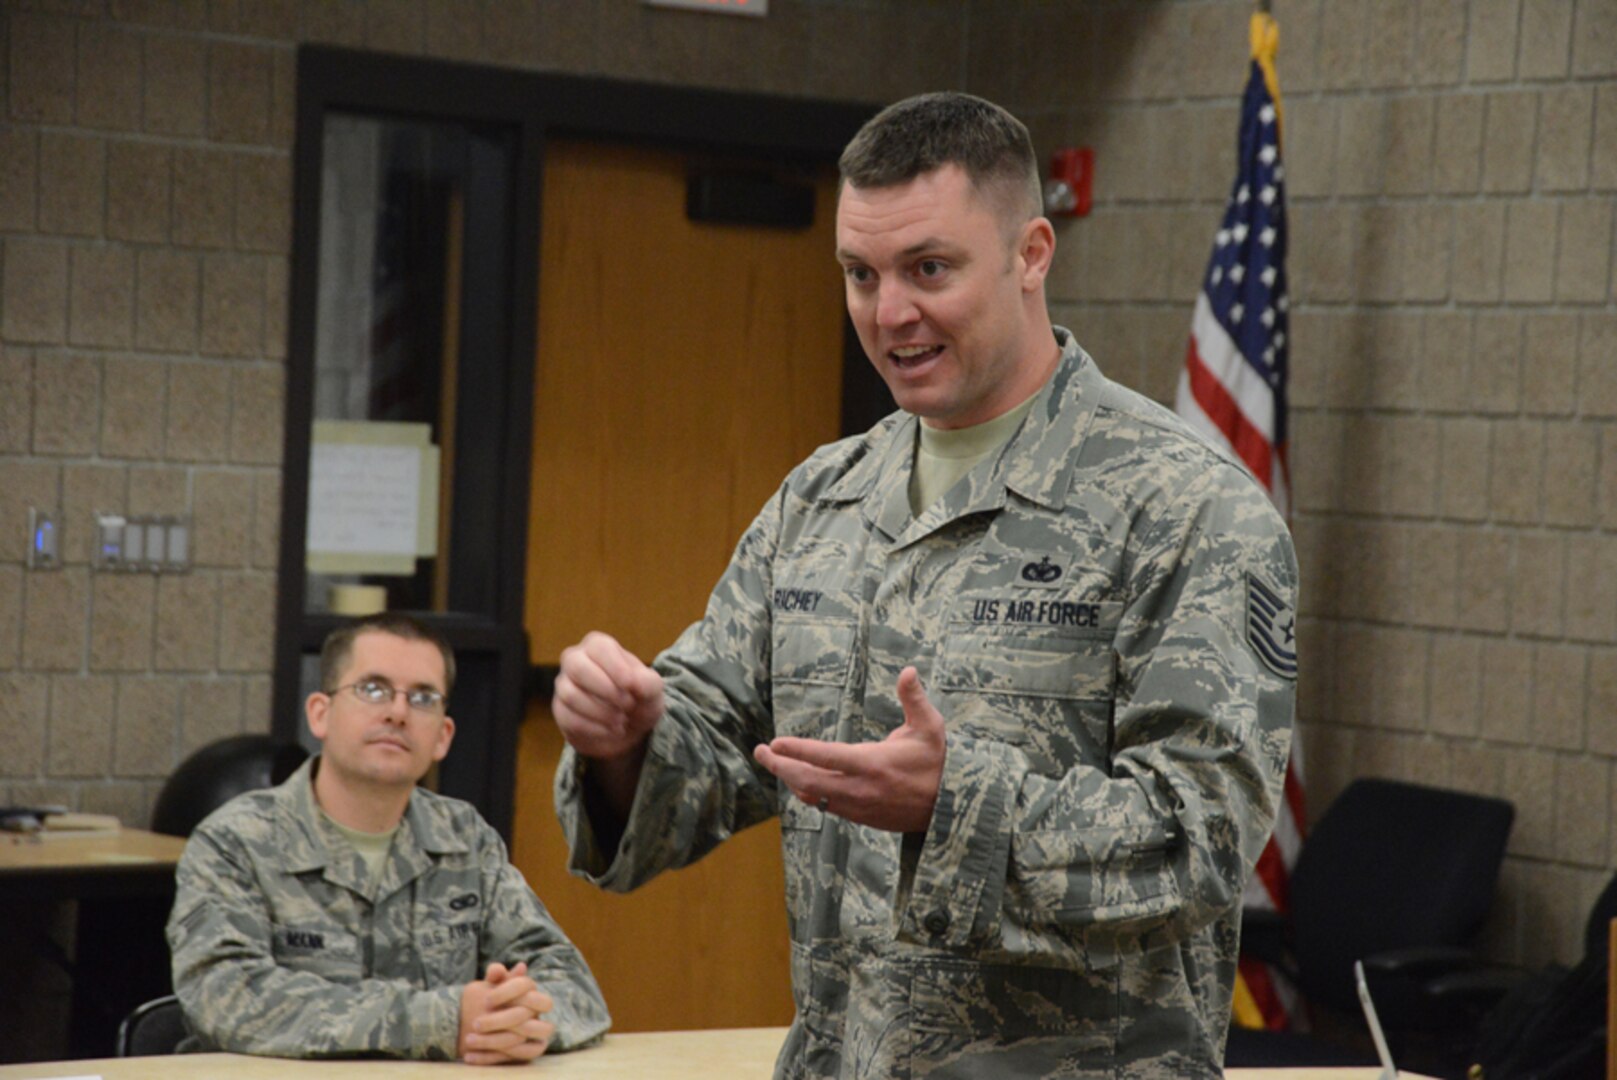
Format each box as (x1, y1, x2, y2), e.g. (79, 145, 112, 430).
(1009, 824, 1174, 926)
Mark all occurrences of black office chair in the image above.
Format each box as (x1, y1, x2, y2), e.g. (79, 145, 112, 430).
(150, 734, 309, 838)
(1225, 778, 1515, 1069)
(1456, 869, 1617, 1079)
(116, 994, 185, 1056)
(69, 736, 308, 1056)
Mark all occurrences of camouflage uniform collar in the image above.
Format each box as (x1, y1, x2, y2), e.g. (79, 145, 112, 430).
(400, 782, 473, 856)
(849, 327, 1097, 543)
(816, 411, 910, 511)
(368, 789, 472, 902)
(273, 757, 471, 891)
(998, 326, 1100, 511)
(860, 412, 924, 541)
(269, 757, 332, 874)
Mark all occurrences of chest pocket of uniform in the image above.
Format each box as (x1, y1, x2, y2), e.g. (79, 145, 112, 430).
(417, 919, 482, 985)
(770, 616, 857, 739)
(939, 587, 1119, 701)
(271, 925, 362, 983)
(936, 602, 1118, 757)
(937, 628, 1114, 701)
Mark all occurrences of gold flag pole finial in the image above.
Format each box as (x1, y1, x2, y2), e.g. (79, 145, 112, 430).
(1250, 0, 1282, 140)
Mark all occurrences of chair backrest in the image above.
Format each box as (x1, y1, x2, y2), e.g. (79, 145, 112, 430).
(150, 734, 309, 837)
(1288, 778, 1514, 1014)
(1585, 870, 1617, 958)
(1591, 870, 1617, 1080)
(117, 994, 185, 1056)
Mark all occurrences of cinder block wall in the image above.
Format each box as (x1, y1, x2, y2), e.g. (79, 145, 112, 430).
(974, 0, 1617, 967)
(0, 4, 964, 824)
(0, 2, 296, 827)
(3, 0, 1614, 976)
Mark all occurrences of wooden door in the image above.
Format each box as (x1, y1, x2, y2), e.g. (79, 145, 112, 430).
(514, 140, 845, 1032)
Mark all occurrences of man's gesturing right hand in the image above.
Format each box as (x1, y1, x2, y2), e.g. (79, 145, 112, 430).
(553, 631, 664, 760)
(553, 633, 664, 822)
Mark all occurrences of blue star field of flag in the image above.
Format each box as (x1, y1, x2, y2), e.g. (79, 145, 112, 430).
(1204, 62, 1290, 445)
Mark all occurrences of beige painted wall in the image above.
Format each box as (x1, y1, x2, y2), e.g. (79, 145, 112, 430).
(0, 0, 1613, 983)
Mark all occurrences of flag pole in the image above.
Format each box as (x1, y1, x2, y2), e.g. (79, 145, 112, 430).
(1176, 0, 1301, 1030)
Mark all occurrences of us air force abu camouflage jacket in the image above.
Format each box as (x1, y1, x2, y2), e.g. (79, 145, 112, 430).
(555, 328, 1297, 1078)
(169, 757, 609, 1059)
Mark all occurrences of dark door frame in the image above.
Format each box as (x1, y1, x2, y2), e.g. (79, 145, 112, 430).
(276, 46, 881, 836)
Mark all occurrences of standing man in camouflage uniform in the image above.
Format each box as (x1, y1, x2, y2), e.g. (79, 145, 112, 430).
(168, 613, 609, 1062)
(552, 92, 1296, 1078)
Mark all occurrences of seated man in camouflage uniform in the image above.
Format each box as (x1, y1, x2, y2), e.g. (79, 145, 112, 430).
(168, 613, 609, 1063)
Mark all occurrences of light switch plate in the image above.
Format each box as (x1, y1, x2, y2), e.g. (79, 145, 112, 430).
(93, 512, 192, 572)
(95, 513, 129, 569)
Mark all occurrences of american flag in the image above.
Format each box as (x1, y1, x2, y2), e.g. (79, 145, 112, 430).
(1174, 10, 1307, 1032)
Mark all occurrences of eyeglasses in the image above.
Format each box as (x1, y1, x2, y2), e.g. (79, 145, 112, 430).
(329, 678, 447, 714)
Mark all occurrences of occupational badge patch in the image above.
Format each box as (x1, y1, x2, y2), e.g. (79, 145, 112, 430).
(1020, 556, 1063, 583)
(1246, 575, 1297, 679)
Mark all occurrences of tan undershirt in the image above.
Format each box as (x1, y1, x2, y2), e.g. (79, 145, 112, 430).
(322, 808, 399, 885)
(909, 393, 1039, 516)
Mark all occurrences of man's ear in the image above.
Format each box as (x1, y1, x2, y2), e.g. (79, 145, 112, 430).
(305, 691, 331, 742)
(1017, 216, 1056, 290)
(432, 715, 456, 763)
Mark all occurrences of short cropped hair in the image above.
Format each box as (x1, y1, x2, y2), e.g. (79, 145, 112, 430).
(319, 613, 456, 698)
(838, 92, 1042, 224)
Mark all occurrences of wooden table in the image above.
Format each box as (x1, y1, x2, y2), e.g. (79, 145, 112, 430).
(0, 1028, 781, 1078)
(0, 829, 187, 900)
(0, 829, 188, 1059)
(0, 1027, 1433, 1078)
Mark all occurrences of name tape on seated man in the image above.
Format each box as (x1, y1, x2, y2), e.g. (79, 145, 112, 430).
(168, 613, 610, 1063)
(550, 91, 1296, 1079)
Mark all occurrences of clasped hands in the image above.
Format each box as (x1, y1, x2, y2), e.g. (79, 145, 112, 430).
(553, 632, 945, 834)
(458, 961, 555, 1065)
